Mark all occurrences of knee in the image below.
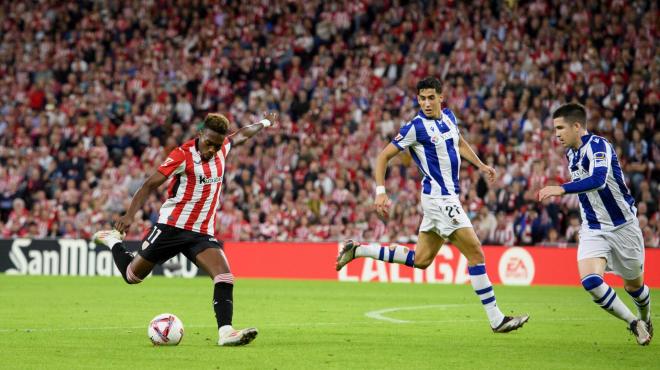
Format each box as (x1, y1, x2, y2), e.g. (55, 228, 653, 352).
(465, 246, 485, 265)
(624, 281, 643, 293)
(581, 274, 603, 291)
(413, 254, 433, 269)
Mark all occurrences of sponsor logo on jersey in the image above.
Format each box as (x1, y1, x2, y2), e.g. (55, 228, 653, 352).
(199, 175, 223, 185)
(394, 133, 403, 141)
(570, 168, 588, 180)
(593, 152, 607, 167)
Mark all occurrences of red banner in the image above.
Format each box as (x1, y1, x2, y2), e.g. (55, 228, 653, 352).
(225, 242, 660, 288)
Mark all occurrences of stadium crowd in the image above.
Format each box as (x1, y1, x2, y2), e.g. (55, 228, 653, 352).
(0, 0, 658, 247)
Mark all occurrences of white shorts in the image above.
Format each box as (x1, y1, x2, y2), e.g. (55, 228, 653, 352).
(419, 195, 473, 239)
(577, 220, 645, 280)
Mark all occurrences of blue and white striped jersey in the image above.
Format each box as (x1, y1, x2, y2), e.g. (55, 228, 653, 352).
(392, 108, 461, 197)
(562, 134, 637, 231)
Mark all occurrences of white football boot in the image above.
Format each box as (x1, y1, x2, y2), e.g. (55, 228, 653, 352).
(335, 239, 359, 271)
(218, 325, 259, 346)
(629, 319, 651, 346)
(492, 314, 530, 333)
(92, 229, 125, 248)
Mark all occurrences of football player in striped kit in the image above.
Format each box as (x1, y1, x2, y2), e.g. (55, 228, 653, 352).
(539, 103, 652, 345)
(336, 77, 529, 333)
(93, 112, 278, 346)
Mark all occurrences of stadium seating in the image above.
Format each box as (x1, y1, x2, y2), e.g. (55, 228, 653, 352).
(0, 0, 657, 247)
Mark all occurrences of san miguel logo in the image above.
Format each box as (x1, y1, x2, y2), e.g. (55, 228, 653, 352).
(498, 247, 535, 286)
(199, 175, 223, 185)
(1, 239, 199, 278)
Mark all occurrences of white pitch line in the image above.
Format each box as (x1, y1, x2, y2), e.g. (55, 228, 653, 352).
(364, 305, 614, 324)
(364, 304, 471, 323)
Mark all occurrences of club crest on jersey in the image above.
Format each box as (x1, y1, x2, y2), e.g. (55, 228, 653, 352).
(199, 175, 223, 185)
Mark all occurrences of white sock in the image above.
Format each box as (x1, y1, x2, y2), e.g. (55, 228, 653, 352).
(107, 237, 122, 248)
(627, 285, 651, 322)
(219, 325, 234, 335)
(355, 243, 415, 267)
(581, 274, 636, 323)
(354, 244, 380, 259)
(468, 264, 505, 328)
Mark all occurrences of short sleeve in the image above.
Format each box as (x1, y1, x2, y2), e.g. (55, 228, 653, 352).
(158, 148, 186, 177)
(222, 137, 232, 156)
(442, 108, 458, 126)
(391, 120, 417, 151)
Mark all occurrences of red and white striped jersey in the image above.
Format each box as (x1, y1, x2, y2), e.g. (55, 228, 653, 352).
(156, 138, 231, 235)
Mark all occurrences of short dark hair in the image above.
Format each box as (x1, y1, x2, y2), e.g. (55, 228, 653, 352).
(552, 103, 587, 125)
(416, 76, 442, 94)
(204, 113, 230, 135)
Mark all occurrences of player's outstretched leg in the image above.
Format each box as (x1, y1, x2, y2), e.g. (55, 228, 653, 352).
(336, 240, 415, 271)
(93, 229, 141, 284)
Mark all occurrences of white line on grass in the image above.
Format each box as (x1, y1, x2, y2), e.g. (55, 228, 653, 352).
(365, 304, 471, 323)
(364, 304, 614, 324)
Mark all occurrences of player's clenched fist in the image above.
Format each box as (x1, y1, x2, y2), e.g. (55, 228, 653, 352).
(263, 111, 279, 127)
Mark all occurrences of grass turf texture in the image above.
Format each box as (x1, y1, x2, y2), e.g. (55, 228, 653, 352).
(0, 275, 657, 370)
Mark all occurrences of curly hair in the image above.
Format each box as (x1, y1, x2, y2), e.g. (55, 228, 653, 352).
(204, 113, 230, 135)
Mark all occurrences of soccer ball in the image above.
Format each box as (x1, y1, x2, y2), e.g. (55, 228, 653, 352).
(148, 313, 184, 346)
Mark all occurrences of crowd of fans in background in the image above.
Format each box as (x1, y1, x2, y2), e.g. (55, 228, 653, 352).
(0, 0, 658, 247)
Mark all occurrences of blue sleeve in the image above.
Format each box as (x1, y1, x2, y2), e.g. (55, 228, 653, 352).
(561, 166, 607, 193)
(561, 138, 609, 194)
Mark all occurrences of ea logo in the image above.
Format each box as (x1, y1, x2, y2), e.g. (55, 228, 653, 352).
(498, 247, 535, 285)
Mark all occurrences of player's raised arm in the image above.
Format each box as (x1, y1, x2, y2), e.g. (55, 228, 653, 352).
(457, 134, 496, 183)
(229, 112, 279, 146)
(373, 143, 401, 218)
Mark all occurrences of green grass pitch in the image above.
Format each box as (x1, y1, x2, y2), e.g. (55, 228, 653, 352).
(0, 275, 657, 370)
